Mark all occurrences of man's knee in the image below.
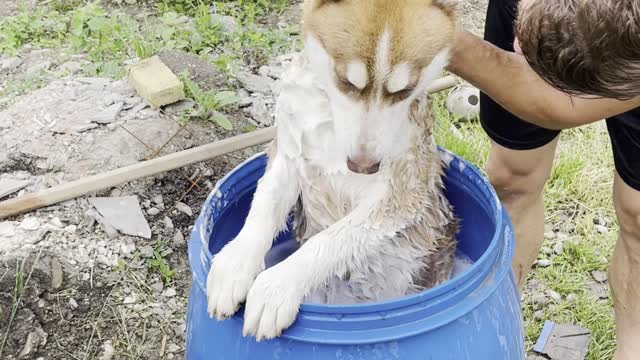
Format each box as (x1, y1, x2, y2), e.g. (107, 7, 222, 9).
(487, 152, 553, 205)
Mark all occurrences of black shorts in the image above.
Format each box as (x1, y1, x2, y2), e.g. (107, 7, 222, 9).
(480, 0, 640, 191)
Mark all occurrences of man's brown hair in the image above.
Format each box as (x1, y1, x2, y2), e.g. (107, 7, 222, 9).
(516, 0, 640, 100)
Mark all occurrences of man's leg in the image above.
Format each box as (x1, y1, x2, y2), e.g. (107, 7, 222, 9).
(606, 114, 640, 360)
(610, 173, 640, 360)
(486, 139, 557, 290)
(481, 0, 562, 291)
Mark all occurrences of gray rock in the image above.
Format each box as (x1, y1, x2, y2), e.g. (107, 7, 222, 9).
(592, 271, 608, 283)
(19, 217, 41, 231)
(175, 202, 193, 217)
(245, 96, 272, 126)
(152, 195, 164, 206)
(68, 298, 78, 310)
(599, 256, 609, 265)
(151, 281, 164, 293)
(89, 196, 151, 239)
(544, 231, 556, 240)
(51, 258, 63, 290)
(237, 89, 253, 107)
(163, 287, 177, 297)
(139, 245, 155, 258)
(594, 225, 608, 234)
(64, 225, 77, 233)
(18, 329, 47, 358)
(173, 230, 185, 246)
(235, 71, 273, 94)
(536, 259, 552, 267)
(163, 216, 174, 229)
(167, 343, 181, 353)
(99, 340, 115, 360)
(553, 242, 564, 255)
(49, 217, 64, 228)
(0, 221, 16, 237)
(147, 207, 160, 216)
(91, 102, 124, 124)
(534, 310, 544, 321)
(164, 99, 195, 114)
(566, 293, 578, 303)
(0, 178, 32, 199)
(546, 290, 562, 303)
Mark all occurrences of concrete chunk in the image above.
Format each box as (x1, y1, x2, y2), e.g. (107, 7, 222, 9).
(127, 56, 185, 108)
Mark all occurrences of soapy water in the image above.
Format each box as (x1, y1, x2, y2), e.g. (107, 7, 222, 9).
(265, 240, 476, 305)
(451, 252, 475, 278)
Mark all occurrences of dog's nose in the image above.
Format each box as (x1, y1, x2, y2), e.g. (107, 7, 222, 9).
(347, 156, 381, 174)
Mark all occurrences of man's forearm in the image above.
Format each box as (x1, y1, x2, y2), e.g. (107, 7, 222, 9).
(448, 30, 640, 130)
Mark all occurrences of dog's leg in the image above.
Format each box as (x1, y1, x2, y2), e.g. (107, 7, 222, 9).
(206, 151, 300, 320)
(242, 185, 416, 340)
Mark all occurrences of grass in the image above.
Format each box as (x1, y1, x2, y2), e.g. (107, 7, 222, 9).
(0, 1, 620, 359)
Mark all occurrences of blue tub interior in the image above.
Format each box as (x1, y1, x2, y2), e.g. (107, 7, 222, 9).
(207, 154, 496, 282)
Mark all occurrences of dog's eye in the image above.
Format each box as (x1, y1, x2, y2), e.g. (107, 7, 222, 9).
(337, 77, 363, 94)
(385, 86, 415, 101)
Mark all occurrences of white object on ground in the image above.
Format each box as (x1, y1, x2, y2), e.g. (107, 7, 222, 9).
(445, 85, 480, 121)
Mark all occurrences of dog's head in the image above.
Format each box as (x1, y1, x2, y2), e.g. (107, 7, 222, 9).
(302, 0, 457, 174)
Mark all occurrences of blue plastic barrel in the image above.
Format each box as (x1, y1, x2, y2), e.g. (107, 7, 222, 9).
(186, 149, 525, 360)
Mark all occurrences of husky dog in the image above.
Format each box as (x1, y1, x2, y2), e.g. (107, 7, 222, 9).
(206, 0, 460, 341)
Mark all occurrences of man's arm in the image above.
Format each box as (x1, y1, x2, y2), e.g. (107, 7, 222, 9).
(448, 30, 640, 130)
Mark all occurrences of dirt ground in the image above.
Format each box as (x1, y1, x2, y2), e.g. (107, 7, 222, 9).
(0, 1, 490, 359)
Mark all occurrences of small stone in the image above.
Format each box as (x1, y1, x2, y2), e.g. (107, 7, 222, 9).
(49, 217, 64, 228)
(0, 178, 32, 199)
(99, 340, 115, 360)
(544, 231, 556, 240)
(163, 216, 174, 229)
(536, 259, 552, 267)
(173, 230, 185, 246)
(553, 242, 564, 255)
(546, 290, 562, 303)
(566, 293, 578, 303)
(142, 199, 151, 208)
(123, 296, 135, 304)
(89, 196, 151, 239)
(237, 89, 252, 107)
(147, 207, 160, 216)
(92, 102, 124, 124)
(556, 232, 569, 241)
(152, 195, 164, 206)
(139, 245, 155, 258)
(51, 258, 63, 290)
(599, 256, 609, 265)
(234, 71, 273, 94)
(162, 288, 177, 297)
(167, 343, 180, 353)
(534, 310, 544, 321)
(64, 225, 77, 233)
(19, 217, 41, 231)
(245, 96, 273, 126)
(595, 225, 609, 234)
(592, 271, 608, 283)
(529, 293, 547, 307)
(68, 298, 78, 310)
(175, 202, 193, 217)
(37, 299, 46, 308)
(18, 331, 43, 358)
(151, 281, 164, 293)
(0, 222, 16, 237)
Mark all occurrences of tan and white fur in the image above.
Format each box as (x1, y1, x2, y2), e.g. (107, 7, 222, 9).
(206, 0, 460, 341)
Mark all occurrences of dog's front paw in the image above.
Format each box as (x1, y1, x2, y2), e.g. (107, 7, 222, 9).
(242, 266, 304, 341)
(206, 238, 265, 320)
